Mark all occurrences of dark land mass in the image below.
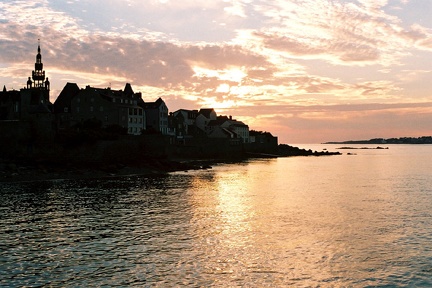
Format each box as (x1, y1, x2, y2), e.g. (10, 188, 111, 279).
(0, 119, 341, 182)
(336, 146, 389, 150)
(0, 138, 340, 183)
(324, 136, 432, 145)
(277, 144, 341, 157)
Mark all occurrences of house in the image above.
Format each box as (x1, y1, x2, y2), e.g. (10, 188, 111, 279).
(139, 98, 169, 135)
(171, 109, 199, 136)
(195, 108, 217, 132)
(207, 115, 250, 143)
(0, 87, 20, 120)
(247, 130, 279, 154)
(54, 83, 145, 135)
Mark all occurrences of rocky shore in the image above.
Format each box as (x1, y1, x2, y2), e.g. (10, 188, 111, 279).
(0, 158, 213, 183)
(0, 144, 339, 183)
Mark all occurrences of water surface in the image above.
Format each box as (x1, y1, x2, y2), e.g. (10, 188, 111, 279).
(1, 145, 432, 286)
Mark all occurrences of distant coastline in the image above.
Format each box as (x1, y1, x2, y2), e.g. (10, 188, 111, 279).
(324, 136, 432, 145)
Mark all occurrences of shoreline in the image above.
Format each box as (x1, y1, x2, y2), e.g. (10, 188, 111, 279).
(0, 159, 215, 183)
(0, 144, 341, 183)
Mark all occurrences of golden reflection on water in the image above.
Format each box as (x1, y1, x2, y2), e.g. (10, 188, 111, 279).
(182, 150, 432, 286)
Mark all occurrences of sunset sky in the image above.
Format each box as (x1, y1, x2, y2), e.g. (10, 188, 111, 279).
(1, 0, 432, 143)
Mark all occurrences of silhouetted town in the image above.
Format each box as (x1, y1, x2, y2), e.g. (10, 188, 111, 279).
(0, 44, 338, 180)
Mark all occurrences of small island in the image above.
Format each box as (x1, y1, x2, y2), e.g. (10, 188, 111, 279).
(324, 136, 432, 145)
(336, 146, 389, 150)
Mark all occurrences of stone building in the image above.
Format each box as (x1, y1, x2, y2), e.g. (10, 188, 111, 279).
(54, 83, 146, 135)
(139, 98, 169, 135)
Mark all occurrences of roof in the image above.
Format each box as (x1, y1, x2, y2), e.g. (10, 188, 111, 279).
(208, 118, 228, 126)
(124, 83, 134, 96)
(198, 108, 215, 118)
(173, 109, 199, 119)
(53, 82, 80, 111)
(141, 97, 166, 109)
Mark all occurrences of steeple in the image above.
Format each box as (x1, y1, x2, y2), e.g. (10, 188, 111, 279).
(31, 39, 47, 89)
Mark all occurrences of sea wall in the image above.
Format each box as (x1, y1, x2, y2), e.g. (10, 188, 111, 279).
(169, 137, 244, 159)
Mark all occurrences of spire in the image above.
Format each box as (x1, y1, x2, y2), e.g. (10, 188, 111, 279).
(32, 40, 46, 88)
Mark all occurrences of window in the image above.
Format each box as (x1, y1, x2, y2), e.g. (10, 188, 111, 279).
(91, 97, 94, 102)
(77, 98, 80, 103)
(104, 116, 108, 122)
(77, 107, 80, 113)
(100, 106, 103, 112)
(64, 107, 69, 113)
(90, 106, 93, 112)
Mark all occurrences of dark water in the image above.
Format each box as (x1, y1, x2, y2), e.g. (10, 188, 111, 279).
(1, 145, 432, 287)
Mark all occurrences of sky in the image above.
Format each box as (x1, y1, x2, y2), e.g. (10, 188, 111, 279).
(1, 0, 432, 143)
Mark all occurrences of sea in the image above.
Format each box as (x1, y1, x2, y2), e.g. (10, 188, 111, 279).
(1, 144, 432, 287)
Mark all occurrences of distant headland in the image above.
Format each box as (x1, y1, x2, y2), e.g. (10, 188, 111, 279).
(324, 136, 432, 145)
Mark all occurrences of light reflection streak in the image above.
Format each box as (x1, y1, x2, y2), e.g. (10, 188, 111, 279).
(182, 153, 430, 285)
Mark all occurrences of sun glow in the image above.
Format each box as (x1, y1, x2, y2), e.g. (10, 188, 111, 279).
(193, 66, 247, 83)
(200, 98, 239, 110)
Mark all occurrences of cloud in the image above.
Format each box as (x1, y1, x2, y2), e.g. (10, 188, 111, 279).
(241, 0, 431, 67)
(2, 0, 432, 143)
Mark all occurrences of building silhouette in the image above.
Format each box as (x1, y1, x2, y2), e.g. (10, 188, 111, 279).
(1, 43, 278, 161)
(138, 98, 169, 135)
(54, 83, 146, 135)
(0, 42, 52, 121)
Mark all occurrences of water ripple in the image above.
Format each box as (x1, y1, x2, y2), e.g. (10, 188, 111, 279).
(2, 150, 432, 286)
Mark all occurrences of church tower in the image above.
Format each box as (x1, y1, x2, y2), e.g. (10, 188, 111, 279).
(18, 40, 53, 118)
(27, 40, 50, 91)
